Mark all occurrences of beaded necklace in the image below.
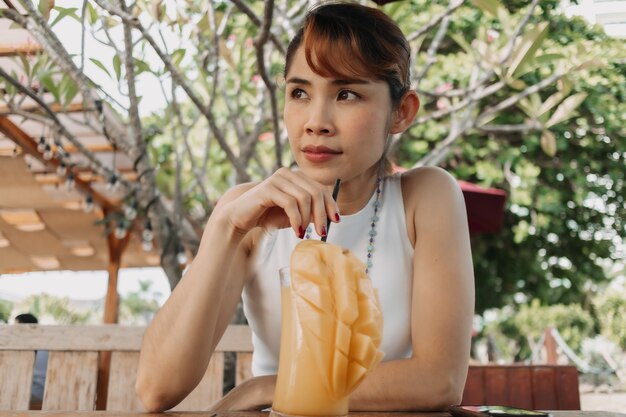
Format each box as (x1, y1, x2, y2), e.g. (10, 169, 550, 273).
(304, 177, 382, 275)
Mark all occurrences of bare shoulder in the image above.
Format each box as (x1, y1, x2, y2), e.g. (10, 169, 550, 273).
(400, 167, 466, 237)
(401, 166, 463, 207)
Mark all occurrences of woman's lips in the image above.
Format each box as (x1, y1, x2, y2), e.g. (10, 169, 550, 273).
(301, 145, 342, 162)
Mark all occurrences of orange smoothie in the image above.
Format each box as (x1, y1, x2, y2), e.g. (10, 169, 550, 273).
(272, 241, 384, 417)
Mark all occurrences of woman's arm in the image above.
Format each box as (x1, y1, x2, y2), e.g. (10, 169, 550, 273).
(211, 167, 475, 412)
(135, 184, 257, 412)
(135, 169, 340, 412)
(349, 166, 475, 410)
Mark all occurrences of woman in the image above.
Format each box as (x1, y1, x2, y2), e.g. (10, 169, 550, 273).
(136, 2, 474, 412)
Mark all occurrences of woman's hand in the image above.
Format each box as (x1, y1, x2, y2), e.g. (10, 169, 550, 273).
(209, 375, 276, 411)
(220, 167, 340, 238)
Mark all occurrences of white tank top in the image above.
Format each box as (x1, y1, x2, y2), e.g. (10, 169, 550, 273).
(242, 175, 414, 376)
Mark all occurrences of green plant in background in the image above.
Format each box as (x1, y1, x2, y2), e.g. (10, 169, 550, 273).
(0, 0, 623, 312)
(119, 280, 162, 325)
(19, 293, 92, 324)
(594, 289, 626, 350)
(485, 299, 595, 361)
(0, 300, 13, 323)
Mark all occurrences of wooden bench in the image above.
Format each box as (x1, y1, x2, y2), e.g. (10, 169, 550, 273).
(0, 325, 581, 411)
(0, 324, 253, 411)
(462, 365, 581, 410)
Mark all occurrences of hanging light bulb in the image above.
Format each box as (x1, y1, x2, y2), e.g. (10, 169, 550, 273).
(43, 144, 53, 160)
(124, 202, 137, 220)
(176, 243, 187, 266)
(65, 172, 75, 190)
(142, 219, 153, 242)
(56, 162, 67, 177)
(84, 195, 94, 213)
(114, 222, 127, 239)
(106, 173, 119, 191)
(37, 136, 46, 152)
(54, 141, 67, 159)
(142, 239, 153, 252)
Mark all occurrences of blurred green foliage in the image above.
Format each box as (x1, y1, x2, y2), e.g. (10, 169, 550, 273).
(485, 299, 595, 361)
(594, 289, 626, 350)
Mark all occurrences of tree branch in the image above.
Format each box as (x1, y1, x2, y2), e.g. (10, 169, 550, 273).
(499, 0, 541, 66)
(231, 0, 286, 55)
(415, 14, 451, 87)
(0, 65, 125, 187)
(414, 80, 506, 124)
(477, 122, 542, 133)
(476, 71, 565, 125)
(254, 0, 282, 172)
(92, 0, 250, 182)
(407, 0, 465, 42)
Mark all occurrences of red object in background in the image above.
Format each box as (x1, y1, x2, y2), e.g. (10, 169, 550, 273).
(392, 164, 507, 234)
(458, 180, 507, 234)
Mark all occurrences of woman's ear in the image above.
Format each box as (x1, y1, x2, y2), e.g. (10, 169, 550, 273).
(390, 91, 420, 134)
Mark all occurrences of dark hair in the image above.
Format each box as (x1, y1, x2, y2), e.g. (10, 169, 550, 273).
(284, 2, 412, 175)
(15, 313, 38, 324)
(284, 2, 411, 107)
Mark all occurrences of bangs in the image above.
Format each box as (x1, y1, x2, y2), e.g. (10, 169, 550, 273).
(302, 21, 375, 81)
(284, 3, 410, 104)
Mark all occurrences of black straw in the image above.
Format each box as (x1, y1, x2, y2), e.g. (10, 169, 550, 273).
(322, 179, 341, 243)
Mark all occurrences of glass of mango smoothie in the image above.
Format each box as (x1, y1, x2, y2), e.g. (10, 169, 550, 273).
(271, 240, 384, 417)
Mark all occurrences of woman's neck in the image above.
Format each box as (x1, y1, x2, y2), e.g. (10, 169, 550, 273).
(335, 171, 379, 216)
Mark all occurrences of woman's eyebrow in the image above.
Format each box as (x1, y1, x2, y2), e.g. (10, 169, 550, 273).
(286, 77, 370, 85)
(332, 78, 369, 85)
(286, 77, 310, 85)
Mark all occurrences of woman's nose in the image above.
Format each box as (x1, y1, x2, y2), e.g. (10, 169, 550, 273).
(304, 102, 335, 136)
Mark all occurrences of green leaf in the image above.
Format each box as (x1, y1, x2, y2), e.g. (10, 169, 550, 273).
(537, 91, 566, 119)
(63, 77, 79, 106)
(540, 130, 557, 157)
(50, 7, 80, 27)
(18, 55, 31, 79)
(197, 12, 210, 33)
(85, 1, 98, 25)
(134, 59, 151, 75)
(546, 92, 588, 128)
(89, 58, 111, 78)
(450, 33, 475, 57)
(557, 77, 573, 96)
(517, 98, 536, 119)
(508, 22, 549, 79)
(514, 53, 564, 78)
(40, 73, 60, 103)
(507, 79, 526, 90)
(38, 0, 52, 21)
(171, 49, 186, 66)
(472, 0, 500, 16)
(113, 54, 122, 81)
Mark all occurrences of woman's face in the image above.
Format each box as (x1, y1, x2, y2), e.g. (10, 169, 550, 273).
(283, 47, 393, 186)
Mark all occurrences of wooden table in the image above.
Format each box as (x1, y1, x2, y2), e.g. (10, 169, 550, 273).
(0, 411, 624, 417)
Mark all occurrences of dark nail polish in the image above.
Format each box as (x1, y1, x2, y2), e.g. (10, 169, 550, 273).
(335, 212, 340, 222)
(298, 226, 305, 239)
(321, 225, 327, 237)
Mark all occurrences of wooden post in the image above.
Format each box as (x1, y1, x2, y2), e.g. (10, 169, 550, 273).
(544, 327, 558, 365)
(97, 213, 132, 409)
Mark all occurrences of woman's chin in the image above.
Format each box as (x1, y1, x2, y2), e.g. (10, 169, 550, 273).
(297, 168, 341, 186)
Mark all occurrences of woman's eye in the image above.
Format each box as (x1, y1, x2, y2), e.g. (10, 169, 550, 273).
(290, 88, 308, 99)
(337, 90, 360, 101)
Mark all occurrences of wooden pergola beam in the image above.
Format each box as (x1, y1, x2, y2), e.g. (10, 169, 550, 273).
(0, 101, 87, 114)
(0, 115, 118, 212)
(0, 44, 43, 57)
